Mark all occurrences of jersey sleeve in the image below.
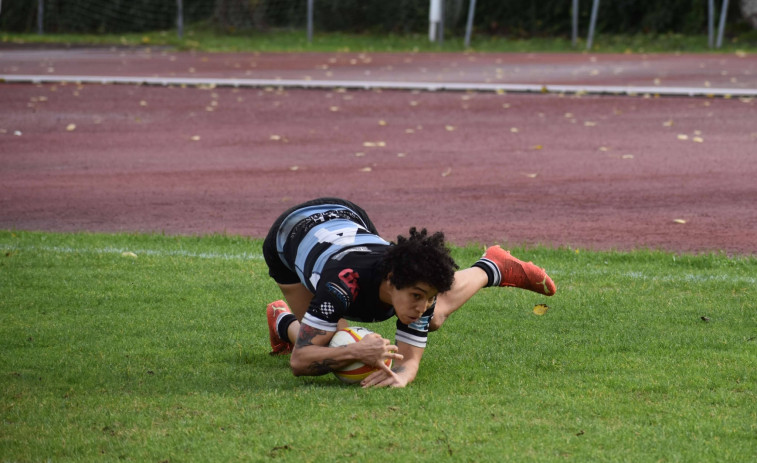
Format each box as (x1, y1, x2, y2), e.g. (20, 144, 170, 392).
(301, 267, 360, 332)
(395, 303, 435, 348)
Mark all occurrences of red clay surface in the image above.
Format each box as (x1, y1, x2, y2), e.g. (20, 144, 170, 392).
(1, 48, 756, 254)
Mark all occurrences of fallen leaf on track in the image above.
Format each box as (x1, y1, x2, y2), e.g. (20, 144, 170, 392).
(66, 124, 76, 132)
(673, 219, 687, 224)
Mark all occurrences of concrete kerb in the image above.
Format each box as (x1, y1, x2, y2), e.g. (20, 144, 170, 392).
(2, 74, 757, 98)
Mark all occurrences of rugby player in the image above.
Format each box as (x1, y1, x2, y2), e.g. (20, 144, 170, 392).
(263, 197, 556, 388)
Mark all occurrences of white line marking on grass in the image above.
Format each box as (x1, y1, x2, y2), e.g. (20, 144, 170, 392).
(3, 74, 757, 97)
(4, 243, 753, 284)
(0, 244, 263, 261)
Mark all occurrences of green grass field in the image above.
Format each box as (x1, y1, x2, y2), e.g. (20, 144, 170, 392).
(1, 230, 755, 462)
(3, 27, 756, 54)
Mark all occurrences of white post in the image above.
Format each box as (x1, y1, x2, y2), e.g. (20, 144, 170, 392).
(716, 0, 729, 48)
(429, 0, 442, 42)
(572, 0, 579, 47)
(464, 0, 476, 48)
(177, 0, 184, 39)
(307, 0, 314, 43)
(586, 0, 599, 50)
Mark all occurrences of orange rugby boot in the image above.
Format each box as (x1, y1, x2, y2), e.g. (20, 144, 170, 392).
(482, 245, 556, 296)
(266, 300, 294, 355)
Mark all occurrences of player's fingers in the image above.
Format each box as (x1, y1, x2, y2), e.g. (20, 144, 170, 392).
(362, 373, 396, 389)
(361, 370, 388, 388)
(377, 359, 399, 379)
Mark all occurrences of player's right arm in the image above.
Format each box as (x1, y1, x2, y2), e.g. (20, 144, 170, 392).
(289, 325, 402, 377)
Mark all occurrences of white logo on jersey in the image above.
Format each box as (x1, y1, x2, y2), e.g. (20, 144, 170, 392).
(319, 302, 335, 316)
(314, 225, 360, 245)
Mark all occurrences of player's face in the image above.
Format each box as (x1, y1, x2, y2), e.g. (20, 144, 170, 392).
(391, 282, 438, 325)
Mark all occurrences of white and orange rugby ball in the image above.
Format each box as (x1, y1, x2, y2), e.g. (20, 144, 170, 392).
(328, 327, 392, 384)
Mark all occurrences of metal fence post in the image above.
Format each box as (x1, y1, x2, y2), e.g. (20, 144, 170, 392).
(177, 0, 184, 39)
(572, 0, 579, 47)
(464, 0, 476, 48)
(708, 0, 714, 48)
(307, 0, 314, 43)
(438, 0, 445, 46)
(37, 0, 44, 35)
(586, 0, 599, 50)
(716, 0, 729, 48)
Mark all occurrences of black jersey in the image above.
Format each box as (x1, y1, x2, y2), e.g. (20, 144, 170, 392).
(273, 201, 433, 348)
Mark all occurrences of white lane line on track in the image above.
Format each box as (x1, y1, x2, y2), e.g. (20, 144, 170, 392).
(3, 243, 754, 285)
(0, 244, 263, 261)
(2, 74, 757, 97)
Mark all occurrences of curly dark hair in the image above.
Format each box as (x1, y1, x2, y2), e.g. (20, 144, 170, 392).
(378, 227, 458, 293)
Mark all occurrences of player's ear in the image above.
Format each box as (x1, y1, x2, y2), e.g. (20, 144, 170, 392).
(385, 271, 394, 286)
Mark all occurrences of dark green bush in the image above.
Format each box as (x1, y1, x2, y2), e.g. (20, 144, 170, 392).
(0, 0, 748, 36)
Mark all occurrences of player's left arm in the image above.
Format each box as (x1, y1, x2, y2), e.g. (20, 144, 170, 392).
(360, 341, 424, 388)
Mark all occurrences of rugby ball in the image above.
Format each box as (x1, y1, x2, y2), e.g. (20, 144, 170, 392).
(328, 327, 392, 384)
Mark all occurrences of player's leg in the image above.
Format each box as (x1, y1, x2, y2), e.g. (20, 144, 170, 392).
(277, 282, 313, 320)
(262, 208, 306, 354)
(430, 246, 556, 331)
(276, 282, 311, 349)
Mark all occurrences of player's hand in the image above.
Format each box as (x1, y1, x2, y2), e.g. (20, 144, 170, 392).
(355, 333, 404, 369)
(361, 367, 408, 388)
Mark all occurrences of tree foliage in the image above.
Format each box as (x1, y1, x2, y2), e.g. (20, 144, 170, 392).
(0, 0, 748, 35)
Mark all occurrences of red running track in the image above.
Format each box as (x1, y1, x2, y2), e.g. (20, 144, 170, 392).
(1, 48, 756, 254)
